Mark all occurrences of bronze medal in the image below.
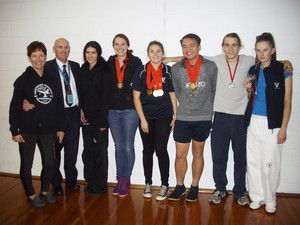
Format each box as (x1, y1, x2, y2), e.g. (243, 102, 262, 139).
(117, 82, 124, 89)
(190, 83, 197, 91)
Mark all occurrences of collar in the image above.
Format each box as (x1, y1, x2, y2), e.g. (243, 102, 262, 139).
(55, 58, 69, 68)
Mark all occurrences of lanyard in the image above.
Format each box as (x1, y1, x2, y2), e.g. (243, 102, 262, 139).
(58, 64, 71, 85)
(226, 57, 239, 83)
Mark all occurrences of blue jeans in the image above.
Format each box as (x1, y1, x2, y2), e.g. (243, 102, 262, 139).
(108, 109, 139, 178)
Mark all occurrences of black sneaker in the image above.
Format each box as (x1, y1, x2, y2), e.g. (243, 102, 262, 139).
(27, 195, 46, 208)
(39, 192, 56, 204)
(52, 186, 64, 196)
(168, 185, 186, 201)
(185, 185, 199, 202)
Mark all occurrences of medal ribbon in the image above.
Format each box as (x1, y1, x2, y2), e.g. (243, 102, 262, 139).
(146, 63, 162, 91)
(226, 56, 239, 84)
(186, 56, 202, 84)
(115, 57, 127, 83)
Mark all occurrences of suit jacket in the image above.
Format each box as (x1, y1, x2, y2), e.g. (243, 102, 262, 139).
(45, 59, 81, 107)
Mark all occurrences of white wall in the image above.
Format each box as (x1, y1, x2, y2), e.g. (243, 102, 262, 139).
(0, 0, 299, 193)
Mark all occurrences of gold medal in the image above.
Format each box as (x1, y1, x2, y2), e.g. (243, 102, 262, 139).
(147, 89, 153, 96)
(190, 83, 197, 91)
(117, 82, 124, 89)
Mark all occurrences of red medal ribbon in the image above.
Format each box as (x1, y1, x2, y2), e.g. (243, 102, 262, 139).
(226, 56, 239, 84)
(115, 57, 127, 83)
(186, 56, 202, 84)
(146, 63, 162, 91)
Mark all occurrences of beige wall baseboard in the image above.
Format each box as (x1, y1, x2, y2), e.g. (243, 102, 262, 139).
(1, 172, 299, 198)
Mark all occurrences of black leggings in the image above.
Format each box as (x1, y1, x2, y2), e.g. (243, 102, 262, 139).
(19, 133, 56, 196)
(139, 117, 172, 186)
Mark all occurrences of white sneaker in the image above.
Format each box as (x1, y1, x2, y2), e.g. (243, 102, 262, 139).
(156, 185, 169, 201)
(250, 200, 265, 209)
(143, 184, 152, 198)
(265, 204, 276, 213)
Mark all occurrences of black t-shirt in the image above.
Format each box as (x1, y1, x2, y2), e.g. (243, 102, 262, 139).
(131, 62, 174, 119)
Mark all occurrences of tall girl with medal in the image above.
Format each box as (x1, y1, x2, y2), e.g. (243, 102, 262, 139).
(107, 34, 142, 197)
(132, 41, 177, 201)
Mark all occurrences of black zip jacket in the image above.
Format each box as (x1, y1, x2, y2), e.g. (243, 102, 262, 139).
(107, 54, 142, 110)
(244, 61, 285, 129)
(9, 66, 65, 136)
(80, 59, 111, 128)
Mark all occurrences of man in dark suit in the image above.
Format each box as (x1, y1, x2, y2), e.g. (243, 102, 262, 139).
(46, 38, 81, 195)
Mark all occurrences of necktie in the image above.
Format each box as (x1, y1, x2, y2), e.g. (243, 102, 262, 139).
(62, 64, 73, 106)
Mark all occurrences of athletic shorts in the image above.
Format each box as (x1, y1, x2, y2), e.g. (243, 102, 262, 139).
(173, 120, 212, 143)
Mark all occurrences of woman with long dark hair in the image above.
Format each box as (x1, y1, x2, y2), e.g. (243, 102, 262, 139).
(80, 41, 111, 195)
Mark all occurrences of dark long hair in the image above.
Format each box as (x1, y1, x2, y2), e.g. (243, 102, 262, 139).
(255, 32, 277, 64)
(83, 41, 106, 65)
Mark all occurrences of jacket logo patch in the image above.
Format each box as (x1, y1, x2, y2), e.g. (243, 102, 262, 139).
(274, 82, 280, 89)
(34, 84, 53, 104)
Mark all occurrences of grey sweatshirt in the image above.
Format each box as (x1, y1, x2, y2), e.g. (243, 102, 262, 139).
(171, 56, 218, 121)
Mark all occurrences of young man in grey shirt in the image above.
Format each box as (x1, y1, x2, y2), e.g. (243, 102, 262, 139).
(168, 33, 218, 202)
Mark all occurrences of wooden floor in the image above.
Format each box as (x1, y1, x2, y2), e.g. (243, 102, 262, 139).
(0, 175, 299, 225)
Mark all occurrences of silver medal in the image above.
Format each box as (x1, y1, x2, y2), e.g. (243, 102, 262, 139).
(153, 90, 159, 97)
(157, 89, 164, 96)
(229, 82, 235, 88)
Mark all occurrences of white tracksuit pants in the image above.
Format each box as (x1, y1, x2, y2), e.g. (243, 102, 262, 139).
(246, 115, 282, 207)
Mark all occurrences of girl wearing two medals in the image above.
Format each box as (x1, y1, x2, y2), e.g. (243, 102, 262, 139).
(132, 41, 177, 201)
